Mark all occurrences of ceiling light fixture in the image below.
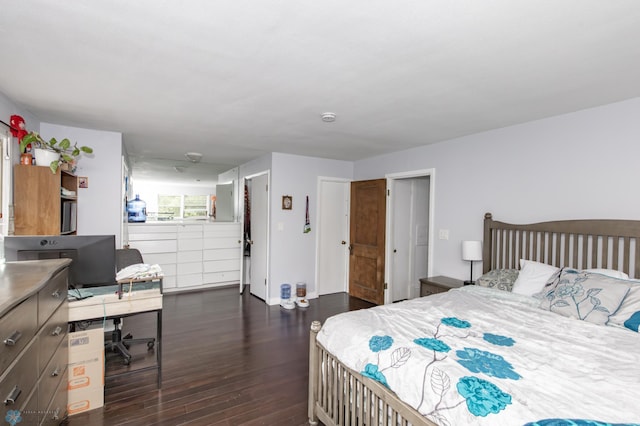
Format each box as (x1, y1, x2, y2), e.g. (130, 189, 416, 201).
(184, 152, 203, 163)
(321, 112, 336, 123)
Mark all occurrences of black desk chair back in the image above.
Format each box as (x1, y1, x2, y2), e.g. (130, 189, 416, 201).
(116, 247, 144, 271)
(107, 248, 155, 365)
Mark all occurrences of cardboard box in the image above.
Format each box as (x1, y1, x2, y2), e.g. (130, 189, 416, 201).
(67, 328, 105, 415)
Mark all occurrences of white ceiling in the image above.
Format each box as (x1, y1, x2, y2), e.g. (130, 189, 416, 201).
(1, 1, 640, 185)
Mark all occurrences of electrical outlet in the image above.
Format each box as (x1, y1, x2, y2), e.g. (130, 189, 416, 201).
(438, 229, 449, 240)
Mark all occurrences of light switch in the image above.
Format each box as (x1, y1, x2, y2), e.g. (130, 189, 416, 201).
(438, 229, 449, 240)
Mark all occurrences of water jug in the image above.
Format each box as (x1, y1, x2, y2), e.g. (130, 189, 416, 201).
(280, 283, 291, 300)
(127, 194, 147, 223)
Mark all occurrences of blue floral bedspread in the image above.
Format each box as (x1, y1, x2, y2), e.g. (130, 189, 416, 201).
(316, 286, 640, 426)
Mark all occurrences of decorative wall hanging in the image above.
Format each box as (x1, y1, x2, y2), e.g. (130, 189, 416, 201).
(304, 195, 311, 233)
(282, 195, 292, 210)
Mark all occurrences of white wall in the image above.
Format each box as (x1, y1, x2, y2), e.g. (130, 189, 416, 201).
(268, 153, 353, 303)
(40, 123, 124, 247)
(354, 97, 640, 282)
(0, 92, 40, 171)
(0, 92, 40, 135)
(0, 93, 41, 246)
(239, 153, 273, 181)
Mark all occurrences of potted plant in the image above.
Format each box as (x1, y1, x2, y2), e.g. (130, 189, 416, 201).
(19, 132, 93, 174)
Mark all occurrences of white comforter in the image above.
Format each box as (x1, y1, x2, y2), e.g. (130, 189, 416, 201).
(317, 286, 640, 426)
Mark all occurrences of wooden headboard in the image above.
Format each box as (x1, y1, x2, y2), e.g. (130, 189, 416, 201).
(483, 213, 640, 279)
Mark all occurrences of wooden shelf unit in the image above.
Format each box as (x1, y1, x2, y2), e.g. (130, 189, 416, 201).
(14, 164, 78, 235)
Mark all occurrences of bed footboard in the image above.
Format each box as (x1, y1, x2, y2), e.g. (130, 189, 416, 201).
(308, 320, 436, 426)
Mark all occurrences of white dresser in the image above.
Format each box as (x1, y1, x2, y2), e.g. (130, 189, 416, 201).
(0, 259, 70, 425)
(128, 222, 241, 292)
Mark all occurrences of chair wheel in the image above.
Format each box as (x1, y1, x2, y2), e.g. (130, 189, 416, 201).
(147, 342, 155, 350)
(124, 333, 133, 340)
(123, 357, 131, 366)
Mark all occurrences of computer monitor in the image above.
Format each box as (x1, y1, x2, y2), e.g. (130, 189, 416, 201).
(3, 235, 116, 288)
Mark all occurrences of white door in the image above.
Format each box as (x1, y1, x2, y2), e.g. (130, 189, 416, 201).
(316, 179, 350, 295)
(386, 171, 433, 303)
(249, 172, 269, 301)
(391, 179, 412, 302)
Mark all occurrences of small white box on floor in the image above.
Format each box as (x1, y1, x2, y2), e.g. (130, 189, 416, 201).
(67, 328, 105, 415)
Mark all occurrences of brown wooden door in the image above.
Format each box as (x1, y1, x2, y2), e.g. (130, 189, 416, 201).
(349, 179, 386, 305)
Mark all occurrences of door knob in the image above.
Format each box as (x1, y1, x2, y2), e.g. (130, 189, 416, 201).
(341, 241, 346, 245)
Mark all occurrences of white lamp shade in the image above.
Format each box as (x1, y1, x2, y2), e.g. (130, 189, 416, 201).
(462, 240, 483, 261)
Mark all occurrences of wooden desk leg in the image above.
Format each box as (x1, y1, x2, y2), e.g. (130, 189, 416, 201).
(157, 309, 162, 388)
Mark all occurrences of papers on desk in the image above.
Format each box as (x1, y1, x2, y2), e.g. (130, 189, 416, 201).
(116, 263, 163, 281)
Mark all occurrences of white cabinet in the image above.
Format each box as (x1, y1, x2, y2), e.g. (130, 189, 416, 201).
(203, 223, 242, 285)
(176, 224, 204, 288)
(128, 224, 178, 289)
(127, 222, 241, 293)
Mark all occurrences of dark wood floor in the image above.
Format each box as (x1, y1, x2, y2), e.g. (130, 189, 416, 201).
(68, 286, 373, 425)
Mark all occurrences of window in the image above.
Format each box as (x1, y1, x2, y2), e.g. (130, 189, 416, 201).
(183, 195, 208, 218)
(157, 194, 209, 220)
(157, 195, 181, 220)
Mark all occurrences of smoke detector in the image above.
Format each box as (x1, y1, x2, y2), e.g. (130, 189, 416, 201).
(321, 112, 336, 123)
(184, 152, 203, 163)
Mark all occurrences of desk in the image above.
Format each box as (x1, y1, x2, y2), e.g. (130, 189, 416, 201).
(68, 278, 163, 387)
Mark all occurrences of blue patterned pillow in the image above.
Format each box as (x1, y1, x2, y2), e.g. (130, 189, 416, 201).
(538, 268, 631, 325)
(475, 269, 519, 292)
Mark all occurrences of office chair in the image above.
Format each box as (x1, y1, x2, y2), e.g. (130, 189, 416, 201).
(106, 248, 155, 365)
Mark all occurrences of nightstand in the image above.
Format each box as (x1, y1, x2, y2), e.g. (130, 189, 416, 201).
(419, 276, 464, 297)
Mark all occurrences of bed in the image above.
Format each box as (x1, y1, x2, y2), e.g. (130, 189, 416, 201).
(308, 213, 640, 426)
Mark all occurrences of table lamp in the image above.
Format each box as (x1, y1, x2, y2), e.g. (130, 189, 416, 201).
(462, 240, 482, 285)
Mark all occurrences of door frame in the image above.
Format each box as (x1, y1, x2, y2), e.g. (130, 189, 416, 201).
(314, 176, 351, 297)
(0, 127, 10, 237)
(240, 170, 271, 298)
(385, 168, 435, 304)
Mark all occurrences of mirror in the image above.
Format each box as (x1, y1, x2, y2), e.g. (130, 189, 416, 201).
(214, 182, 234, 222)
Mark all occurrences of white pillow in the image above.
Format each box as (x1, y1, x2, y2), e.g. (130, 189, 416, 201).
(512, 260, 560, 296)
(584, 268, 629, 280)
(608, 280, 640, 332)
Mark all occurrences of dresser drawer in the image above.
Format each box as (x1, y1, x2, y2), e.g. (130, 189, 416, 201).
(203, 223, 240, 238)
(38, 268, 68, 328)
(19, 386, 39, 424)
(0, 296, 38, 375)
(38, 337, 68, 419)
(203, 270, 240, 284)
(38, 303, 69, 374)
(203, 237, 241, 250)
(0, 339, 38, 411)
(203, 248, 240, 261)
(420, 283, 448, 297)
(41, 371, 68, 426)
(203, 259, 240, 273)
